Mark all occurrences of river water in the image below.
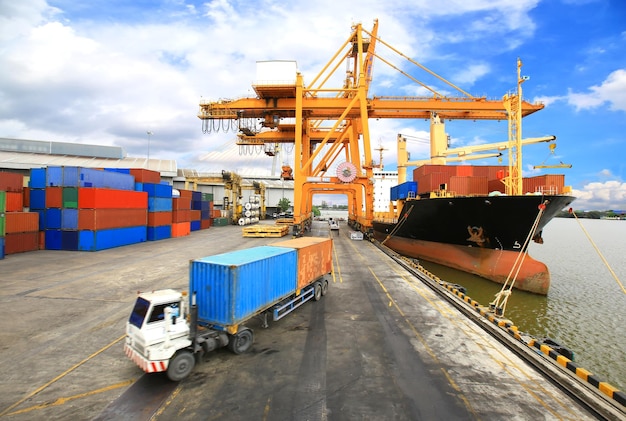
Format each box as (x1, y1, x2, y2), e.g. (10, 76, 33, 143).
(420, 218, 626, 391)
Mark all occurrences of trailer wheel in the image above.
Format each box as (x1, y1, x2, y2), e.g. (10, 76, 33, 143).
(167, 350, 195, 382)
(313, 282, 322, 301)
(321, 279, 329, 296)
(228, 328, 254, 354)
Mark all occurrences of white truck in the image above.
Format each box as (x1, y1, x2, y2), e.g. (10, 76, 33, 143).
(124, 237, 332, 381)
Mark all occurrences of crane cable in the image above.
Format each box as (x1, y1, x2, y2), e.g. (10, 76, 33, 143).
(490, 201, 547, 316)
(569, 209, 626, 295)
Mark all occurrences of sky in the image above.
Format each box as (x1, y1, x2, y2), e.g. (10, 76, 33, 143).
(1, 0, 625, 211)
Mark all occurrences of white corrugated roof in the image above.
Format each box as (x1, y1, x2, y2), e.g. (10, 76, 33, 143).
(0, 151, 177, 177)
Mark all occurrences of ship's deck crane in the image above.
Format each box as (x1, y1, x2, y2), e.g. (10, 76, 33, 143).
(197, 20, 552, 234)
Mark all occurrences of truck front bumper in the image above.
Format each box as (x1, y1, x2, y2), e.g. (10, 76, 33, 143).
(124, 343, 169, 374)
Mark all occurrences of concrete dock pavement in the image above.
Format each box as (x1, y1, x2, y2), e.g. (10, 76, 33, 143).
(0, 220, 616, 420)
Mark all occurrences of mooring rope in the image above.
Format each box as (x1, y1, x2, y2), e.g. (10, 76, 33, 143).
(491, 201, 547, 316)
(570, 209, 626, 295)
(382, 204, 414, 245)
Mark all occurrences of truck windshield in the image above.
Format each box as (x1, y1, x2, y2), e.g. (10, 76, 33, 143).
(129, 297, 150, 328)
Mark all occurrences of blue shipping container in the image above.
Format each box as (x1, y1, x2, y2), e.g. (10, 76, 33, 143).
(79, 168, 135, 190)
(45, 229, 62, 250)
(148, 197, 173, 212)
(46, 208, 62, 229)
(29, 168, 47, 189)
(61, 208, 78, 230)
(141, 183, 172, 198)
(29, 189, 46, 210)
(78, 226, 147, 251)
(147, 225, 171, 241)
(0, 237, 4, 259)
(390, 181, 418, 201)
(190, 246, 298, 328)
(63, 166, 79, 187)
(190, 220, 201, 231)
(62, 230, 79, 251)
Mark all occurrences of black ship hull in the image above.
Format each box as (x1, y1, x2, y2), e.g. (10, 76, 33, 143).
(372, 194, 575, 294)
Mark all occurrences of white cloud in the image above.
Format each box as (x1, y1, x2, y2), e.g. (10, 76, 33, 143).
(567, 69, 626, 112)
(571, 180, 626, 211)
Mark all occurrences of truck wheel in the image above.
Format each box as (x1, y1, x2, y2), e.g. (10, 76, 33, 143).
(314, 282, 322, 301)
(228, 328, 254, 354)
(167, 350, 195, 382)
(321, 279, 329, 296)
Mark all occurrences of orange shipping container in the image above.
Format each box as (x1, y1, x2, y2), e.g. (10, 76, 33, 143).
(78, 209, 148, 230)
(46, 187, 63, 208)
(171, 221, 190, 237)
(272, 237, 333, 293)
(148, 211, 173, 227)
(5, 212, 39, 233)
(190, 210, 201, 221)
(78, 188, 148, 209)
(5, 231, 39, 254)
(472, 165, 508, 181)
(5, 191, 24, 211)
(523, 175, 564, 195)
(23, 187, 30, 208)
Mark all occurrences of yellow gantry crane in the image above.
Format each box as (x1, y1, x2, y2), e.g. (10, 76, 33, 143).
(197, 20, 551, 234)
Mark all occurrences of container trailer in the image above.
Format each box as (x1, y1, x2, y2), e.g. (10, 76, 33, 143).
(124, 237, 332, 381)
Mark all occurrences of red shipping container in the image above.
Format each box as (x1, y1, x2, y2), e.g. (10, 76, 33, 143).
(5, 191, 24, 211)
(78, 188, 148, 209)
(46, 187, 63, 208)
(23, 187, 30, 208)
(178, 189, 193, 199)
(190, 210, 201, 221)
(0, 171, 24, 192)
(5, 231, 39, 254)
(473, 165, 508, 181)
(413, 164, 457, 180)
(172, 197, 191, 210)
(172, 209, 191, 223)
(171, 221, 190, 237)
(211, 209, 221, 218)
(416, 172, 451, 195)
(129, 168, 161, 184)
(523, 175, 564, 195)
(200, 219, 211, 229)
(78, 208, 148, 230)
(5, 212, 39, 233)
(488, 179, 506, 193)
(148, 211, 173, 227)
(455, 165, 473, 177)
(448, 176, 488, 196)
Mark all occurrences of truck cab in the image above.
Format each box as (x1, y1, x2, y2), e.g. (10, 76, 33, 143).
(124, 289, 193, 380)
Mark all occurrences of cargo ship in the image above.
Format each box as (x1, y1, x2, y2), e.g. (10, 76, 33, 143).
(372, 164, 575, 295)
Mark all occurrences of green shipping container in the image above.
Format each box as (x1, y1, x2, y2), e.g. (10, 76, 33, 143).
(202, 193, 214, 202)
(62, 187, 78, 208)
(212, 217, 229, 226)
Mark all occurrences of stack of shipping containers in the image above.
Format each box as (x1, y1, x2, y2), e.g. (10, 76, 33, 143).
(1, 166, 219, 259)
(172, 190, 192, 237)
(0, 171, 38, 256)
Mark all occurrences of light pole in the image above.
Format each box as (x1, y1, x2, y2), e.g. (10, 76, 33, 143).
(146, 131, 153, 167)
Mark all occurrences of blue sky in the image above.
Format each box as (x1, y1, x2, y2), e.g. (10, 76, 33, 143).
(1, 0, 625, 210)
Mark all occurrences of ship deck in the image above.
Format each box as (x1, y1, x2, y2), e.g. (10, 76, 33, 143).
(0, 220, 622, 420)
